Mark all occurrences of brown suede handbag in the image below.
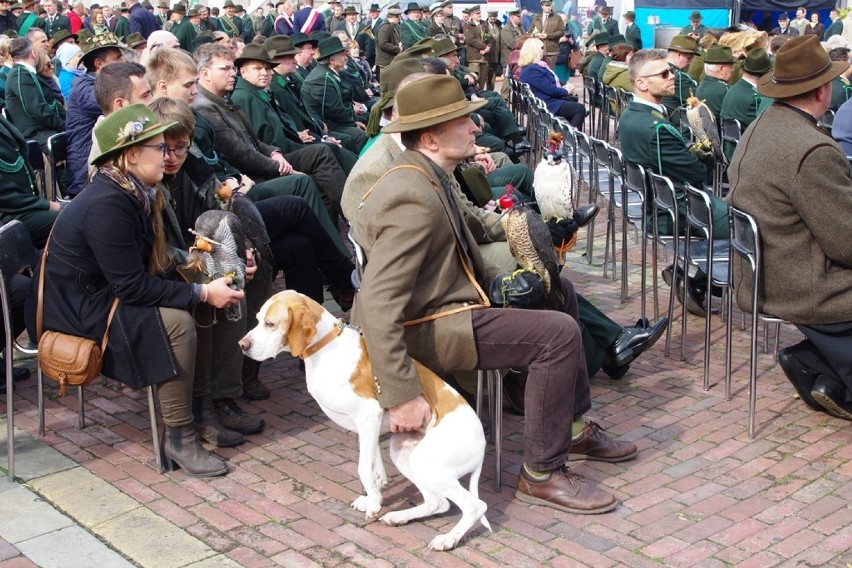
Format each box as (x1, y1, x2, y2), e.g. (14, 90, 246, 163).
(36, 229, 119, 397)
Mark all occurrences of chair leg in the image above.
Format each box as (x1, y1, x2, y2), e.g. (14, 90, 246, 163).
(38, 367, 45, 436)
(773, 322, 781, 355)
(491, 370, 502, 493)
(748, 292, 760, 439)
(5, 350, 14, 480)
(703, 258, 714, 391)
(77, 386, 85, 429)
(147, 386, 162, 474)
(725, 281, 733, 401)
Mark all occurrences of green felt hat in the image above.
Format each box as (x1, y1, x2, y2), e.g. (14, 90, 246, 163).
(704, 44, 734, 64)
(234, 43, 276, 66)
(265, 34, 299, 57)
(91, 104, 177, 165)
(668, 34, 697, 54)
(743, 47, 771, 74)
(316, 36, 346, 59)
(585, 31, 610, 47)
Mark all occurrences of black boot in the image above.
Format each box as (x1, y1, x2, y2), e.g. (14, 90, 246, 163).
(241, 359, 270, 401)
(162, 425, 229, 478)
(193, 396, 245, 447)
(214, 398, 265, 434)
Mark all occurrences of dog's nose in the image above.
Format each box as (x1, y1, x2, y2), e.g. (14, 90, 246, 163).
(238, 337, 251, 351)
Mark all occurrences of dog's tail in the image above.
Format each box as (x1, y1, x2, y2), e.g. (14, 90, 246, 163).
(468, 460, 492, 532)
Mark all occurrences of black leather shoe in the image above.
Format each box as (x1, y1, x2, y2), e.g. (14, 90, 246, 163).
(777, 348, 822, 411)
(573, 204, 600, 228)
(605, 316, 669, 370)
(810, 375, 852, 422)
(663, 265, 709, 318)
(511, 140, 532, 152)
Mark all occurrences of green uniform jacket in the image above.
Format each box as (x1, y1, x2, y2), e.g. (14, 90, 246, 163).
(662, 63, 697, 125)
(4, 63, 65, 148)
(680, 23, 708, 37)
(0, 116, 51, 224)
(230, 77, 297, 153)
(583, 51, 605, 78)
(399, 18, 428, 49)
(695, 75, 728, 118)
(270, 73, 322, 141)
(825, 19, 843, 39)
(720, 78, 761, 129)
(302, 63, 358, 130)
(596, 55, 611, 83)
(618, 100, 716, 235)
(624, 22, 642, 50)
(171, 17, 196, 52)
(218, 14, 241, 37)
(830, 75, 852, 112)
(113, 16, 130, 41)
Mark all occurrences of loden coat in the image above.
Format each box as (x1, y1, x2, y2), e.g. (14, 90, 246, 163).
(351, 149, 500, 409)
(728, 102, 852, 325)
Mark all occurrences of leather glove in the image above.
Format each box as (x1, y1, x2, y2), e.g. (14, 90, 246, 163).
(488, 269, 545, 308)
(546, 217, 579, 247)
(688, 142, 714, 163)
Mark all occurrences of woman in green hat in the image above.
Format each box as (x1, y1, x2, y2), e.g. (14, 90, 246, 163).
(31, 103, 244, 478)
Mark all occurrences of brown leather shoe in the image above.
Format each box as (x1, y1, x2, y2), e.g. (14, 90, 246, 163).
(515, 465, 618, 514)
(568, 421, 638, 463)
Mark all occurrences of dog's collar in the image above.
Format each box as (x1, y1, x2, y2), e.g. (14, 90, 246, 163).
(299, 319, 356, 359)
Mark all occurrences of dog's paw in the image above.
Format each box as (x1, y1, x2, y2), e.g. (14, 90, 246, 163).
(379, 511, 411, 527)
(351, 496, 381, 520)
(429, 533, 460, 551)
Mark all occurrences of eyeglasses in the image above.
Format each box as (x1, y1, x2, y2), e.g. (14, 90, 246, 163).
(210, 64, 237, 74)
(138, 143, 190, 157)
(640, 68, 673, 80)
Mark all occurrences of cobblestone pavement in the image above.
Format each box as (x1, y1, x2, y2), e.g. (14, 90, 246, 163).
(2, 102, 852, 567)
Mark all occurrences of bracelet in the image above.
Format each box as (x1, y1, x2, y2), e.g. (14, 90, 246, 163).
(201, 284, 208, 303)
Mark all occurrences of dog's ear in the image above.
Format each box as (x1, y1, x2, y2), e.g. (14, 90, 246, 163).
(286, 302, 318, 357)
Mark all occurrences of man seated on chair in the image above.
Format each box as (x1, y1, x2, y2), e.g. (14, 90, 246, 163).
(618, 48, 729, 319)
(352, 74, 639, 515)
(727, 35, 852, 422)
(344, 61, 669, 388)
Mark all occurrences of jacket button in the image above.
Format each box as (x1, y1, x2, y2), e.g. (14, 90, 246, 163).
(85, 284, 96, 293)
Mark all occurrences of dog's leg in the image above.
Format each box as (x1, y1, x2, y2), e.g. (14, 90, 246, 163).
(425, 479, 489, 551)
(350, 412, 384, 520)
(379, 433, 451, 527)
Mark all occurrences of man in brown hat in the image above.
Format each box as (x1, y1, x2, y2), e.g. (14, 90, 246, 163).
(375, 6, 401, 72)
(352, 74, 638, 516)
(462, 5, 491, 90)
(728, 35, 852, 423)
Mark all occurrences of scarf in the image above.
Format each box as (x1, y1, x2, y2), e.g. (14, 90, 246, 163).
(99, 164, 159, 217)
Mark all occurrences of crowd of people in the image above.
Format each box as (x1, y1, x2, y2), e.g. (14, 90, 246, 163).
(0, 0, 849, 520)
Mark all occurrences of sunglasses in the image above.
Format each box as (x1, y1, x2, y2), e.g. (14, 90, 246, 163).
(640, 68, 673, 80)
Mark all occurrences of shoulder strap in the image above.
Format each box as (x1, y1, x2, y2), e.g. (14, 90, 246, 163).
(37, 225, 119, 353)
(358, 164, 490, 325)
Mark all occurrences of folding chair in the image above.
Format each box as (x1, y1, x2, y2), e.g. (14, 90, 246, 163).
(726, 206, 790, 438)
(0, 221, 40, 480)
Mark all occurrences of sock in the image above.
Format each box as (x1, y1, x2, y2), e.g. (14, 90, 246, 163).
(523, 464, 550, 480)
(571, 419, 586, 440)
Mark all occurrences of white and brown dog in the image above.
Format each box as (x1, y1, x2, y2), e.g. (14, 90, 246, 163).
(239, 290, 490, 550)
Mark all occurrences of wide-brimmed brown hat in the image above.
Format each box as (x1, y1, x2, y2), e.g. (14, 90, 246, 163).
(48, 29, 76, 49)
(668, 34, 697, 54)
(758, 35, 848, 98)
(689, 10, 702, 21)
(125, 31, 147, 48)
(234, 43, 275, 66)
(743, 47, 771, 75)
(432, 37, 455, 57)
(383, 74, 486, 133)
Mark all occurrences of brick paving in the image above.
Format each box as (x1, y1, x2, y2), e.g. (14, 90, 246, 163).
(3, 97, 852, 566)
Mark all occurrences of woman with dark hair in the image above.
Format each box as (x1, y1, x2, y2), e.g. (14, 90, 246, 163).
(518, 37, 586, 129)
(28, 103, 244, 477)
